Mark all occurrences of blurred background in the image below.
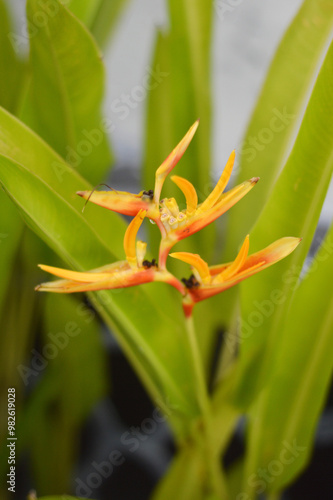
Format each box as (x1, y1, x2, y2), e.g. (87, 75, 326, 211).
(2, 1, 333, 499)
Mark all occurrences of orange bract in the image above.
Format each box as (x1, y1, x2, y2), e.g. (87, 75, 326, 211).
(171, 236, 301, 316)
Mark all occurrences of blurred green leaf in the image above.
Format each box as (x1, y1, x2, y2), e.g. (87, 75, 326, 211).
(243, 223, 333, 495)
(0, 154, 201, 436)
(152, 445, 204, 500)
(22, 0, 112, 184)
(144, 0, 213, 260)
(44, 293, 107, 423)
(63, 0, 102, 26)
(0, 193, 22, 316)
(90, 0, 131, 48)
(0, 0, 25, 114)
(63, 0, 131, 48)
(0, 0, 27, 328)
(0, 230, 41, 389)
(20, 293, 107, 494)
(0, 105, 125, 258)
(224, 0, 333, 260)
(0, 230, 42, 481)
(235, 38, 333, 406)
(0, 106, 198, 433)
(225, 459, 245, 500)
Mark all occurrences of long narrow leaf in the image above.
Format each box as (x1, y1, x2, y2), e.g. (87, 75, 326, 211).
(0, 155, 200, 436)
(223, 0, 333, 260)
(0, 105, 125, 258)
(0, 0, 26, 322)
(235, 39, 333, 406)
(243, 223, 333, 495)
(19, 293, 107, 493)
(0, 0, 25, 113)
(90, 0, 131, 48)
(0, 193, 23, 316)
(63, 0, 102, 26)
(23, 0, 112, 184)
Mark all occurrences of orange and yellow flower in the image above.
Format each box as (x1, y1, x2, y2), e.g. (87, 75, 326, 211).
(36, 121, 301, 318)
(170, 236, 301, 316)
(77, 121, 259, 267)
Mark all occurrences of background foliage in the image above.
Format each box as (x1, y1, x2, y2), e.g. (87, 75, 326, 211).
(0, 1, 332, 499)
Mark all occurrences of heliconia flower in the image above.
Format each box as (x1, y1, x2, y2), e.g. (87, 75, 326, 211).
(170, 236, 301, 317)
(35, 210, 185, 295)
(76, 121, 260, 268)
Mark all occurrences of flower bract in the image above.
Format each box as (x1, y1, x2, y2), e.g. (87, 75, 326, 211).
(171, 236, 301, 316)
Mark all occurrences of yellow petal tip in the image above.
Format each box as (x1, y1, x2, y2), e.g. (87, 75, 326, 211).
(169, 251, 210, 284)
(124, 209, 147, 266)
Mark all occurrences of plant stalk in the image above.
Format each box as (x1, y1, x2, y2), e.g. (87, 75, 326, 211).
(184, 314, 229, 498)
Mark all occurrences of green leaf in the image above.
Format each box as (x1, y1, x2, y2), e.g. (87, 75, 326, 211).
(0, 105, 125, 258)
(44, 293, 107, 428)
(152, 445, 204, 500)
(63, 0, 131, 47)
(144, 0, 213, 261)
(20, 293, 107, 494)
(0, 108, 199, 433)
(90, 0, 131, 48)
(0, 230, 43, 481)
(62, 0, 102, 26)
(235, 38, 333, 406)
(223, 0, 333, 260)
(23, 0, 112, 184)
(243, 223, 333, 495)
(0, 0, 25, 114)
(0, 193, 23, 316)
(0, 154, 200, 436)
(0, 1, 27, 318)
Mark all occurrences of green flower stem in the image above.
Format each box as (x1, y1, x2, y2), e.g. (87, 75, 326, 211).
(184, 315, 229, 498)
(185, 315, 211, 419)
